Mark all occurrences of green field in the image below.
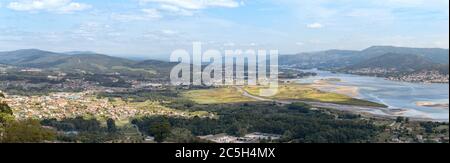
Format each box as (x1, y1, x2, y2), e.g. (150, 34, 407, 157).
(182, 85, 386, 107)
(182, 87, 256, 104)
(244, 84, 387, 107)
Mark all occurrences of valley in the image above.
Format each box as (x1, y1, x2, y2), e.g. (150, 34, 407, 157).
(0, 47, 448, 143)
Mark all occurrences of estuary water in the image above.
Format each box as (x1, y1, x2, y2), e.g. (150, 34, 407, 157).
(297, 69, 449, 121)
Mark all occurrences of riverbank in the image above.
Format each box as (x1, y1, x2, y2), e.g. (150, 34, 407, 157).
(292, 69, 449, 121)
(309, 79, 360, 97)
(237, 86, 446, 122)
(244, 84, 387, 108)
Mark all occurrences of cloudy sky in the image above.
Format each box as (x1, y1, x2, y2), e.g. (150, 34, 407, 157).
(0, 0, 448, 59)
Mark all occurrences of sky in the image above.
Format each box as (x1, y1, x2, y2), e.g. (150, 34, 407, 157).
(0, 0, 448, 59)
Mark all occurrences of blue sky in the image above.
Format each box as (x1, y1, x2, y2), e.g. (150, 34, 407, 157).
(0, 0, 448, 59)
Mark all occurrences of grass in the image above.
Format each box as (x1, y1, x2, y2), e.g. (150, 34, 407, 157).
(245, 84, 387, 108)
(182, 87, 256, 104)
(181, 84, 386, 107)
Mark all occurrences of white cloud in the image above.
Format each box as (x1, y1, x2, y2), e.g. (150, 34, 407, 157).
(159, 4, 194, 16)
(306, 23, 324, 29)
(140, 0, 241, 10)
(161, 29, 179, 35)
(72, 22, 122, 41)
(141, 8, 163, 18)
(111, 9, 162, 22)
(137, 0, 242, 17)
(7, 0, 91, 13)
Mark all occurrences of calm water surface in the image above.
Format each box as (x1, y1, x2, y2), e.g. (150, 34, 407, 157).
(297, 69, 449, 121)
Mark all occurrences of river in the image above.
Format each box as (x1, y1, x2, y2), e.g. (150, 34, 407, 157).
(296, 69, 449, 121)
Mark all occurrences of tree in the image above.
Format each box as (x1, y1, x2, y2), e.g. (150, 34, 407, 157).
(396, 117, 405, 123)
(226, 123, 247, 137)
(2, 119, 56, 143)
(0, 113, 14, 125)
(166, 128, 196, 143)
(0, 103, 13, 116)
(0, 102, 14, 125)
(0, 92, 12, 116)
(282, 130, 294, 141)
(288, 102, 312, 113)
(107, 118, 117, 133)
(405, 118, 410, 124)
(149, 119, 171, 143)
(0, 94, 13, 141)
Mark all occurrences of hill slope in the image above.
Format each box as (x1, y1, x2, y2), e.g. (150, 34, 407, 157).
(0, 49, 178, 78)
(48, 53, 136, 73)
(346, 53, 435, 72)
(0, 49, 67, 67)
(341, 53, 449, 83)
(279, 50, 360, 68)
(280, 46, 449, 69)
(360, 46, 449, 64)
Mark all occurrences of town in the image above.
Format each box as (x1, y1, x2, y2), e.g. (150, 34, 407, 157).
(2, 91, 213, 121)
(346, 68, 449, 83)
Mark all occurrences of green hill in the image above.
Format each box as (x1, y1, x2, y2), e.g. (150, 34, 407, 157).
(360, 46, 449, 64)
(49, 53, 136, 73)
(0, 49, 177, 77)
(0, 49, 67, 67)
(280, 46, 449, 69)
(346, 53, 435, 72)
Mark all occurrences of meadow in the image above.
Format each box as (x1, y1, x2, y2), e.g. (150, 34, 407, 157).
(182, 84, 386, 108)
(182, 87, 256, 104)
(244, 84, 387, 107)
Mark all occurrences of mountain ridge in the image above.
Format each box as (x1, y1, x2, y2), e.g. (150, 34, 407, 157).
(280, 46, 449, 69)
(346, 53, 437, 71)
(0, 49, 172, 75)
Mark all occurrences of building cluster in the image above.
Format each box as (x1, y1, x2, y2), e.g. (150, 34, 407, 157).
(386, 122, 449, 143)
(3, 92, 207, 120)
(388, 71, 449, 83)
(348, 68, 449, 83)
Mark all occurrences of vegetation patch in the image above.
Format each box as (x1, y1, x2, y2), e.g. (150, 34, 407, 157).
(182, 87, 256, 104)
(245, 84, 387, 107)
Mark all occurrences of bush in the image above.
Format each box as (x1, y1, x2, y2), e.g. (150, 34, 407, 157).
(288, 102, 312, 113)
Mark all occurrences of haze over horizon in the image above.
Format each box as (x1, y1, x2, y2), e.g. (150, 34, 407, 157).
(0, 0, 449, 59)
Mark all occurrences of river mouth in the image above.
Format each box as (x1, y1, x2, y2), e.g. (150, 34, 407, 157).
(296, 69, 450, 122)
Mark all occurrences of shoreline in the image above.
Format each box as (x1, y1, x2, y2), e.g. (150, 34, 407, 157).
(331, 70, 449, 84)
(237, 86, 448, 123)
(308, 79, 360, 98)
(292, 77, 449, 122)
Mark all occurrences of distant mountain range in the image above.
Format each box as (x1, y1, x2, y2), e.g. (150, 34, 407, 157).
(280, 46, 449, 75)
(62, 51, 99, 55)
(347, 53, 435, 71)
(0, 49, 176, 76)
(1, 46, 448, 77)
(358, 46, 449, 64)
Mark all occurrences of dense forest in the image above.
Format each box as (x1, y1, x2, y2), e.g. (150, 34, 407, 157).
(133, 102, 381, 143)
